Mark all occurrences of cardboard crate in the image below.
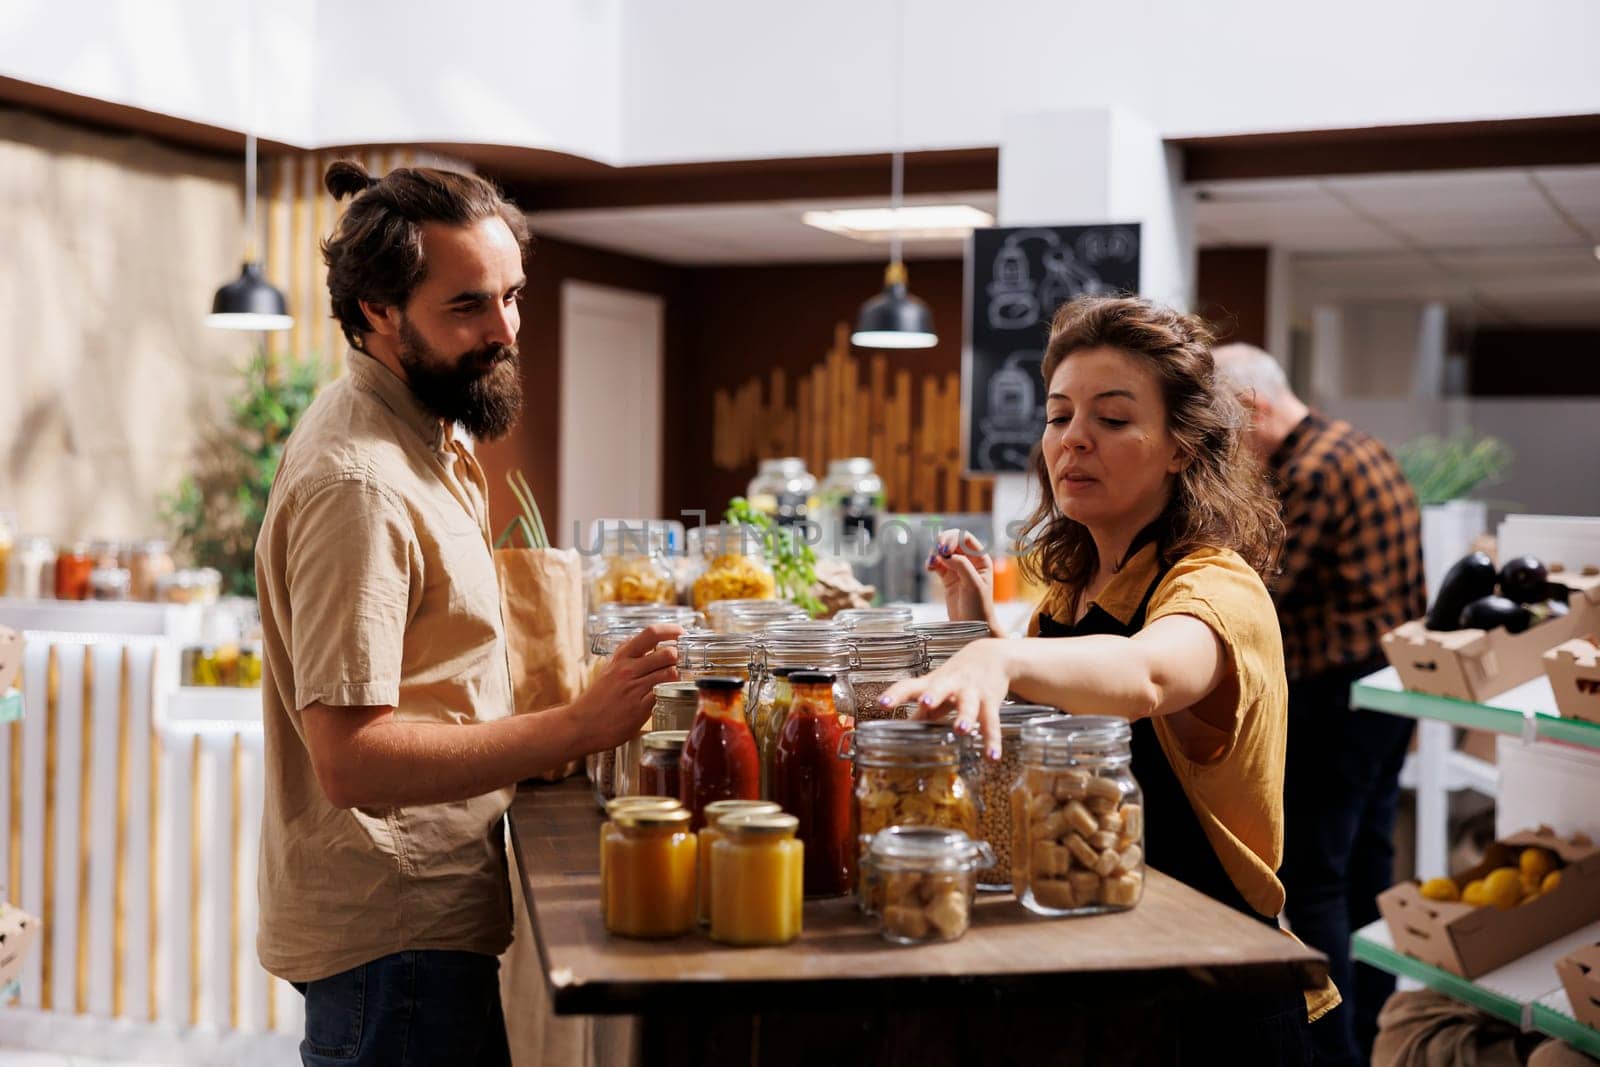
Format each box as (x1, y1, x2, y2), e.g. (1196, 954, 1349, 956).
(1545, 636, 1600, 727)
(1377, 828, 1600, 980)
(1381, 570, 1600, 703)
(1556, 942, 1600, 1030)
(0, 903, 39, 989)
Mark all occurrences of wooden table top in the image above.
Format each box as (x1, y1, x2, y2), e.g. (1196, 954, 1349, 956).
(509, 778, 1328, 1016)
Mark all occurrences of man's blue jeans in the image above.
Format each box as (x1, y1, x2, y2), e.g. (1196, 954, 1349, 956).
(293, 949, 511, 1067)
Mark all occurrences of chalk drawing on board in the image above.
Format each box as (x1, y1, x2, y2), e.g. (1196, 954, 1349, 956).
(976, 349, 1044, 471)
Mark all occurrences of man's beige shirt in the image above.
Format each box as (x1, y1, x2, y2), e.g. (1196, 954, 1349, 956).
(255, 350, 515, 982)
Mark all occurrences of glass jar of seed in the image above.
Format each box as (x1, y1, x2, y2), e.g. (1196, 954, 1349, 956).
(969, 705, 1067, 890)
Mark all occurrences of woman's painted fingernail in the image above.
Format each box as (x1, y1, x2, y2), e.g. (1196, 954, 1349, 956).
(939, 545, 952, 557)
(987, 744, 1002, 761)
(878, 694, 893, 708)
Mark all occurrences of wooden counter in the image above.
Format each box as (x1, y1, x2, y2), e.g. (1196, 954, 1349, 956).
(509, 778, 1328, 1064)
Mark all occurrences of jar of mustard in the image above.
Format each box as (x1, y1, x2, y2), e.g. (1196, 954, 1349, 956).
(602, 803, 697, 939)
(709, 810, 804, 947)
(696, 799, 781, 926)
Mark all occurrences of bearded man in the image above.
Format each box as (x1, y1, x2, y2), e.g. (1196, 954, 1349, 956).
(254, 161, 680, 1066)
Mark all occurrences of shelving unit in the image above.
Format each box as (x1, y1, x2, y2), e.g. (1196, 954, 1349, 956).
(1354, 658, 1600, 1058)
(1353, 919, 1600, 1056)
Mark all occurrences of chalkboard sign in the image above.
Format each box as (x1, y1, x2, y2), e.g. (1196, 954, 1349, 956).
(963, 224, 1141, 474)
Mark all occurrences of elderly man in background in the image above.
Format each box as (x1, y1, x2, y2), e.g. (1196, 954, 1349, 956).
(1215, 344, 1427, 1067)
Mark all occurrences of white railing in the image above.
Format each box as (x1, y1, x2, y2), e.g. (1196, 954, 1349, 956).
(0, 630, 301, 1047)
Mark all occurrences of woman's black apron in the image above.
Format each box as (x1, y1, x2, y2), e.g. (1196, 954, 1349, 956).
(1036, 564, 1272, 927)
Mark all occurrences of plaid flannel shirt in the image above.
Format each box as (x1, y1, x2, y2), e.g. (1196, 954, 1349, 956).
(1267, 411, 1426, 683)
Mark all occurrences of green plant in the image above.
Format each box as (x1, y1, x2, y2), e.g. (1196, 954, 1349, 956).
(494, 470, 550, 549)
(1396, 432, 1513, 508)
(162, 351, 322, 597)
(724, 497, 823, 616)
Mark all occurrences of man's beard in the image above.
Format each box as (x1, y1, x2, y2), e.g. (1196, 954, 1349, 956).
(397, 315, 523, 441)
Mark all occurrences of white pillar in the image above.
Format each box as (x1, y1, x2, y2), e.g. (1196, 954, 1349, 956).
(989, 107, 1195, 555)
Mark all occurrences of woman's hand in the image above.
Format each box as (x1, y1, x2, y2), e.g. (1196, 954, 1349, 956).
(876, 639, 1012, 760)
(928, 529, 998, 632)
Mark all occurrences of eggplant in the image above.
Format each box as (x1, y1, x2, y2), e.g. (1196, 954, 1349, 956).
(1499, 556, 1550, 604)
(1458, 595, 1533, 634)
(1426, 552, 1497, 631)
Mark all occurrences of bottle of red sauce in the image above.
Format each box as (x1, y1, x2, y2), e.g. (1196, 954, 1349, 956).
(773, 670, 857, 897)
(680, 677, 761, 830)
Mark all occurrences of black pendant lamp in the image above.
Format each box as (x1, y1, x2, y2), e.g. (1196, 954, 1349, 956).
(850, 0, 936, 351)
(207, 130, 292, 331)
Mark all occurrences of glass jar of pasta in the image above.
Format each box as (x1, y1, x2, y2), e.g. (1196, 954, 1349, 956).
(690, 524, 776, 611)
(1011, 715, 1144, 917)
(912, 620, 992, 669)
(848, 720, 978, 876)
(589, 525, 677, 606)
(846, 632, 927, 723)
(860, 826, 994, 942)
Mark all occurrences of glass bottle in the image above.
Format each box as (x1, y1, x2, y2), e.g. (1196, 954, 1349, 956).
(54, 542, 94, 600)
(746, 457, 817, 527)
(913, 620, 992, 669)
(817, 457, 885, 561)
(680, 677, 761, 830)
(860, 826, 994, 941)
(128, 540, 176, 602)
(602, 804, 697, 939)
(696, 799, 781, 926)
(1011, 715, 1144, 917)
(89, 567, 132, 602)
(0, 511, 14, 597)
(709, 811, 804, 946)
(847, 632, 928, 722)
(636, 730, 688, 800)
(9, 536, 53, 599)
(772, 671, 857, 898)
(652, 681, 699, 732)
(849, 720, 977, 863)
(751, 628, 856, 795)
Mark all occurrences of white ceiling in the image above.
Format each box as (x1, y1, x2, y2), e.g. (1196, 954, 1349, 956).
(527, 165, 1600, 325)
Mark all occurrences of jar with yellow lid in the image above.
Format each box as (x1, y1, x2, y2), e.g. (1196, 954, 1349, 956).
(690, 524, 776, 611)
(602, 803, 697, 939)
(696, 799, 781, 926)
(709, 811, 804, 946)
(598, 796, 682, 893)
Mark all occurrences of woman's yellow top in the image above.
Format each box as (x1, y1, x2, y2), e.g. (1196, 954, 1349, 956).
(1031, 543, 1339, 1022)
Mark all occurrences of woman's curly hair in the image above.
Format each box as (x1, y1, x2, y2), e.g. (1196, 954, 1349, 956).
(1017, 295, 1283, 593)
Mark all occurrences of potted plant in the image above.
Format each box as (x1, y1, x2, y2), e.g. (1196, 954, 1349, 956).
(1396, 432, 1512, 599)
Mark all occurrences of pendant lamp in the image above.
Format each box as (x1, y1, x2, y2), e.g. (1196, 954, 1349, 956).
(207, 129, 292, 331)
(851, 0, 936, 351)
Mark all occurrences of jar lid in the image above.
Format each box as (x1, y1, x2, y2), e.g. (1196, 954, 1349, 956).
(678, 630, 757, 654)
(867, 826, 989, 869)
(613, 806, 692, 829)
(853, 720, 961, 763)
(641, 730, 689, 751)
(1020, 715, 1131, 760)
(604, 796, 682, 818)
(652, 681, 699, 703)
(789, 670, 836, 686)
(703, 799, 781, 826)
(757, 457, 809, 475)
(835, 606, 915, 632)
(912, 620, 991, 639)
(826, 457, 876, 477)
(848, 631, 926, 667)
(764, 620, 845, 639)
(694, 676, 745, 694)
(719, 811, 799, 836)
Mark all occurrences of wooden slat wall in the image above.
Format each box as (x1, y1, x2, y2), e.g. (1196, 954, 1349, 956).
(710, 323, 992, 515)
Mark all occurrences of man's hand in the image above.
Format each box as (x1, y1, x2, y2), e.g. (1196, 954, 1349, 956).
(569, 623, 682, 752)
